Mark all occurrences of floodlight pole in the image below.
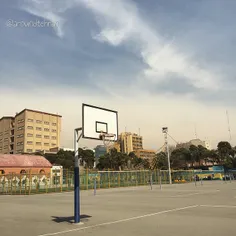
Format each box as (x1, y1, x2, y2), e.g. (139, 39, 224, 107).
(74, 127, 82, 224)
(162, 127, 172, 185)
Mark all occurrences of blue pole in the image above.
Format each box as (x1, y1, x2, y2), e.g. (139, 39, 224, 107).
(74, 165, 80, 223)
(74, 129, 82, 224)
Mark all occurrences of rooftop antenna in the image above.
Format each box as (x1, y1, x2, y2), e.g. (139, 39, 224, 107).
(226, 110, 232, 142)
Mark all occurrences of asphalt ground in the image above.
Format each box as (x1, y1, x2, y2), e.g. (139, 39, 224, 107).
(0, 180, 235, 236)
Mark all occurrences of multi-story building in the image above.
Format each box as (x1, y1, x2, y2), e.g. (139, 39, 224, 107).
(176, 139, 211, 150)
(120, 132, 143, 154)
(0, 109, 61, 154)
(0, 117, 15, 154)
(134, 149, 156, 160)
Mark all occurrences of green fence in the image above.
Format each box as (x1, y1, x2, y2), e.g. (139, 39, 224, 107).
(2, 169, 232, 195)
(0, 169, 199, 195)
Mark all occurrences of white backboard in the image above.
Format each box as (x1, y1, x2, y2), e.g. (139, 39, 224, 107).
(82, 104, 118, 141)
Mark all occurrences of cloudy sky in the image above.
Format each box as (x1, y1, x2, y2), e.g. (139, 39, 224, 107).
(0, 0, 236, 150)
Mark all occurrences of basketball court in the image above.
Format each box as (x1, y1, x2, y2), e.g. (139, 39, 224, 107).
(0, 181, 235, 236)
(1, 104, 235, 235)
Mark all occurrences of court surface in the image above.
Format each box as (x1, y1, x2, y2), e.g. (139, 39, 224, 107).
(0, 181, 235, 236)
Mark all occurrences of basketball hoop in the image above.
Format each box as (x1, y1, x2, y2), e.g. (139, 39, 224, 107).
(99, 132, 116, 148)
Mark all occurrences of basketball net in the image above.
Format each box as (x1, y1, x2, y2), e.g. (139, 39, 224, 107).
(99, 132, 116, 150)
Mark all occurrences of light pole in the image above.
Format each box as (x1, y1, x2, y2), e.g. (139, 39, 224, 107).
(162, 127, 172, 184)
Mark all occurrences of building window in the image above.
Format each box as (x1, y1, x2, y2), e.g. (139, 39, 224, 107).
(52, 136, 57, 140)
(26, 149, 33, 153)
(44, 128, 50, 132)
(44, 135, 49, 139)
(18, 126, 24, 130)
(36, 142, 41, 145)
(52, 123, 57, 126)
(27, 141, 33, 145)
(44, 121, 49, 125)
(52, 129, 57, 133)
(27, 126, 33, 130)
(17, 142, 23, 146)
(39, 169, 45, 174)
(5, 130, 9, 134)
(52, 143, 57, 146)
(27, 133, 33, 137)
(44, 143, 49, 146)
(27, 118, 33, 122)
(36, 134, 42, 138)
(36, 127, 42, 131)
(0, 170, 5, 174)
(4, 138, 8, 141)
(18, 119, 24, 123)
(35, 149, 41, 152)
(36, 120, 42, 124)
(4, 145, 8, 149)
(20, 170, 26, 174)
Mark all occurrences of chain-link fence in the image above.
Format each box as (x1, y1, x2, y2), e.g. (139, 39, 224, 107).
(1, 169, 234, 195)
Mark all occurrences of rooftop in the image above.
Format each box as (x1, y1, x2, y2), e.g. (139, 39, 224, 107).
(0, 154, 52, 168)
(16, 108, 62, 118)
(0, 116, 14, 122)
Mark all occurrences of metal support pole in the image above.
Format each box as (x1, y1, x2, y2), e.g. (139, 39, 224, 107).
(94, 178, 97, 196)
(160, 171, 162, 190)
(200, 177, 203, 186)
(74, 128, 82, 224)
(150, 173, 153, 190)
(194, 175, 197, 187)
(162, 127, 172, 185)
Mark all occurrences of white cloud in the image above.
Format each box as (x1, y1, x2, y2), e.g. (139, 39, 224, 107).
(79, 0, 221, 90)
(21, 0, 70, 38)
(20, 0, 222, 90)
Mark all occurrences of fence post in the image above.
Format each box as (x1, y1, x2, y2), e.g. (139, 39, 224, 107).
(160, 170, 162, 190)
(86, 169, 89, 190)
(118, 172, 120, 187)
(29, 170, 32, 195)
(150, 172, 153, 190)
(94, 178, 96, 196)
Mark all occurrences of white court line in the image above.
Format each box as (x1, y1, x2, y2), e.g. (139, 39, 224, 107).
(200, 204, 236, 208)
(170, 190, 220, 198)
(38, 205, 198, 236)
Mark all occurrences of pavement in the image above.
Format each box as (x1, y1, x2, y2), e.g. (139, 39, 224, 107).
(0, 180, 236, 236)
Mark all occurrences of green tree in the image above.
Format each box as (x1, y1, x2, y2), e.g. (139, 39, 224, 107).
(78, 148, 95, 169)
(44, 149, 74, 169)
(217, 141, 232, 165)
(152, 152, 168, 170)
(170, 148, 190, 169)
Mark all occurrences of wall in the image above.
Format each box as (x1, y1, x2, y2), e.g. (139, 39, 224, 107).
(0, 167, 51, 175)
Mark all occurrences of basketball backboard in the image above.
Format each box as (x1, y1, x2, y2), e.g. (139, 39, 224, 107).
(82, 104, 118, 141)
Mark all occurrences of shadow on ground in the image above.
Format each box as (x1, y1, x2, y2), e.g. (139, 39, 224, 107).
(52, 215, 92, 224)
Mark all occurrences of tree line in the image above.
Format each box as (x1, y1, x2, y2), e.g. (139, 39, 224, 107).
(40, 141, 236, 170)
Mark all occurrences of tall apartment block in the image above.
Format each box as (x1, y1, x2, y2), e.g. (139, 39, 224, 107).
(120, 132, 143, 154)
(0, 109, 61, 154)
